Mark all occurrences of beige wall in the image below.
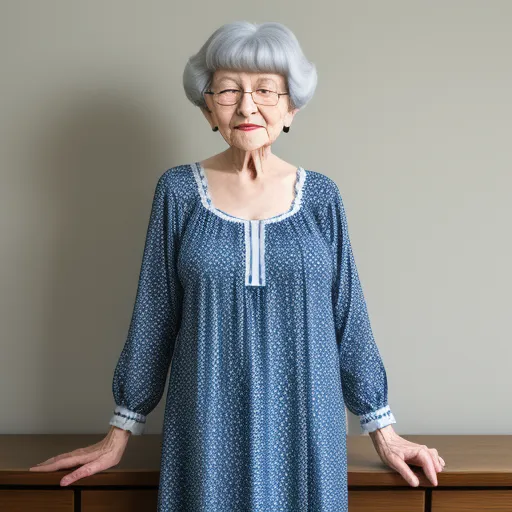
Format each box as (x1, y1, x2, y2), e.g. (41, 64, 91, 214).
(1, 1, 511, 435)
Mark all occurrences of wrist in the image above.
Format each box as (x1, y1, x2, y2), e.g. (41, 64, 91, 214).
(369, 424, 396, 440)
(110, 425, 132, 437)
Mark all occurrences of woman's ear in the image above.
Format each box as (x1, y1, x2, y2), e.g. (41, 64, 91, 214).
(284, 107, 300, 128)
(200, 106, 216, 130)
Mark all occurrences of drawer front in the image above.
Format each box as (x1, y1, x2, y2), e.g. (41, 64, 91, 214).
(432, 490, 512, 511)
(0, 490, 74, 512)
(349, 490, 425, 511)
(82, 490, 158, 512)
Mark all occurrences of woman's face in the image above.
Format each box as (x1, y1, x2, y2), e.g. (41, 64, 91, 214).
(202, 69, 299, 152)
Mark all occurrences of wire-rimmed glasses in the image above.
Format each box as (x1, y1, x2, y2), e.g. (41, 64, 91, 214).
(204, 87, 290, 106)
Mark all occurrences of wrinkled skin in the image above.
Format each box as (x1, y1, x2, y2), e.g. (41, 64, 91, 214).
(369, 425, 446, 487)
(201, 69, 300, 176)
(29, 426, 130, 486)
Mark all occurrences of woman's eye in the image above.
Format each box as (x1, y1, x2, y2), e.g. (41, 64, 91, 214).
(220, 89, 239, 94)
(257, 89, 271, 94)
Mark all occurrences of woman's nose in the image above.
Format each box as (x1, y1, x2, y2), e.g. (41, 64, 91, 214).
(237, 92, 258, 116)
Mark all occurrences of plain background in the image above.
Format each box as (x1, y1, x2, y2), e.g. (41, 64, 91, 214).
(1, 1, 510, 436)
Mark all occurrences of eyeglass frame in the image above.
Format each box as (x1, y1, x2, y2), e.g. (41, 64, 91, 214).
(203, 88, 290, 107)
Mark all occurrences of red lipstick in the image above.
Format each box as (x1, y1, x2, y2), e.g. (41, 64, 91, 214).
(235, 124, 263, 131)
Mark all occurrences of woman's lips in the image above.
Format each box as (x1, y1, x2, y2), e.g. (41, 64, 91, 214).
(235, 125, 262, 131)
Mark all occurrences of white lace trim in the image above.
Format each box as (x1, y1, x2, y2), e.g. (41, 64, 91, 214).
(191, 162, 307, 225)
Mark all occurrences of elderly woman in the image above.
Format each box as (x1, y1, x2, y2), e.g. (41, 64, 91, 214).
(30, 21, 445, 511)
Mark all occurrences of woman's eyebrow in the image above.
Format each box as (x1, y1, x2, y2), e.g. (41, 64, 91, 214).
(215, 81, 277, 91)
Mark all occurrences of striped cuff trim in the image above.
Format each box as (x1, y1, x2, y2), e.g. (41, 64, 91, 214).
(109, 405, 146, 435)
(359, 405, 397, 433)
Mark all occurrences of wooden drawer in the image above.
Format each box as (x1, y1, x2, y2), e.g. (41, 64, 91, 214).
(0, 490, 74, 511)
(349, 489, 425, 511)
(432, 490, 512, 511)
(82, 490, 158, 512)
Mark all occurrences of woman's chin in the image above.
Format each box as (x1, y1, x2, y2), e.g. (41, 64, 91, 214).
(229, 136, 269, 152)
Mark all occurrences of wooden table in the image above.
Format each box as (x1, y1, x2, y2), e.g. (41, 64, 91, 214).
(1, 434, 511, 511)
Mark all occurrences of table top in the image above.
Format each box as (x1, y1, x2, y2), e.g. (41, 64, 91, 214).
(1, 434, 511, 487)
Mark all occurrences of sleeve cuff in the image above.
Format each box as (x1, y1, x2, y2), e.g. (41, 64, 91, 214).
(359, 404, 397, 434)
(109, 405, 147, 435)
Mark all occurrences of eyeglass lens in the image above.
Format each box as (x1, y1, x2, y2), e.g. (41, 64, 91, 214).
(212, 78, 281, 106)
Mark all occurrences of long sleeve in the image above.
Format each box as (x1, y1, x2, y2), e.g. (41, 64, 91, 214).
(326, 180, 396, 434)
(109, 172, 183, 435)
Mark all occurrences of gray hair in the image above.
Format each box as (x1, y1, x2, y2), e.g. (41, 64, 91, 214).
(182, 21, 317, 111)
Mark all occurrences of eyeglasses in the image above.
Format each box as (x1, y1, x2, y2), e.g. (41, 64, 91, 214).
(204, 88, 289, 106)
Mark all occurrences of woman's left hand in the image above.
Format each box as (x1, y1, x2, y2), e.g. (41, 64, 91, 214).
(368, 425, 446, 487)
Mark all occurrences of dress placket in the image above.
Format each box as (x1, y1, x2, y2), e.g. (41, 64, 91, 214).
(192, 162, 305, 288)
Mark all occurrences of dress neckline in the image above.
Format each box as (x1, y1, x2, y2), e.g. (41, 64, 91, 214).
(191, 161, 307, 224)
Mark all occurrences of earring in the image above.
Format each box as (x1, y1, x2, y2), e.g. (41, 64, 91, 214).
(283, 125, 290, 133)
(212, 126, 218, 132)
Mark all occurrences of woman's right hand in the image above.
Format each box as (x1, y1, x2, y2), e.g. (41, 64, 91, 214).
(29, 425, 131, 486)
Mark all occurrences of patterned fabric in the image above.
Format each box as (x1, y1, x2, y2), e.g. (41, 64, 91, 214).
(109, 162, 396, 511)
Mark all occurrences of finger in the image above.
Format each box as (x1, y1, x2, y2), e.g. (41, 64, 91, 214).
(389, 456, 420, 487)
(60, 459, 108, 486)
(30, 460, 76, 472)
(30, 457, 56, 468)
(30, 450, 98, 472)
(30, 448, 84, 469)
(428, 448, 443, 473)
(413, 446, 438, 486)
(440, 456, 446, 466)
(30, 441, 105, 469)
(30, 455, 71, 471)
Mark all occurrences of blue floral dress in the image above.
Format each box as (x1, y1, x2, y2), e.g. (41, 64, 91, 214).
(109, 162, 396, 512)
